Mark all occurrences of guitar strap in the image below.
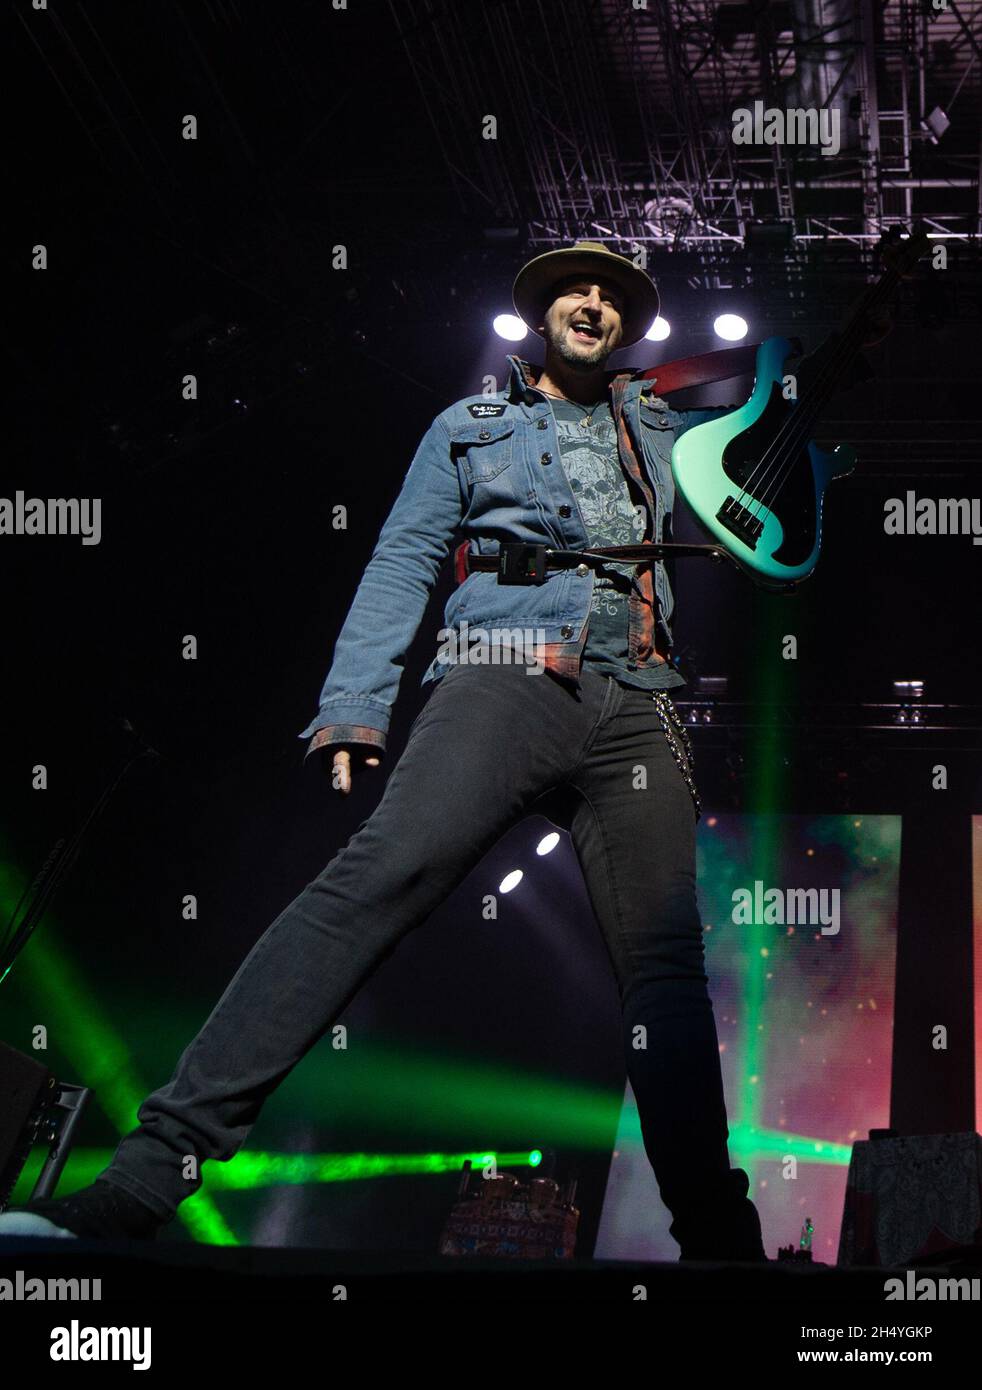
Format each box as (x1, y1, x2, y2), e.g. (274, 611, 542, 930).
(632, 343, 760, 395)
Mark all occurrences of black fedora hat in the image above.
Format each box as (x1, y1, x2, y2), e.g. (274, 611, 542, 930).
(512, 240, 660, 348)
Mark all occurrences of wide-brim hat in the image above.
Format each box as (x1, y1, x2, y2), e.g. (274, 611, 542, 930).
(512, 241, 660, 348)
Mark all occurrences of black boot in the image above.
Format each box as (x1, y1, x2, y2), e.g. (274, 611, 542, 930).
(668, 1168, 768, 1262)
(0, 1178, 166, 1241)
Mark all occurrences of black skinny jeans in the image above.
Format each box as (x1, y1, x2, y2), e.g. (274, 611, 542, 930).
(103, 660, 735, 1227)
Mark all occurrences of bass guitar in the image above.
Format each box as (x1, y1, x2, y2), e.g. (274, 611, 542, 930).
(669, 226, 929, 588)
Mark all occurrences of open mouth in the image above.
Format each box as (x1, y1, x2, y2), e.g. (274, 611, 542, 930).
(569, 320, 602, 344)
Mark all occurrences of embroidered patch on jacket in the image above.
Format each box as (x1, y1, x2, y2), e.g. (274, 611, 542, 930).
(467, 402, 507, 417)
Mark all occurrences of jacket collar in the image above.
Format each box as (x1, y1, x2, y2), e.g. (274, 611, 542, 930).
(505, 354, 643, 406)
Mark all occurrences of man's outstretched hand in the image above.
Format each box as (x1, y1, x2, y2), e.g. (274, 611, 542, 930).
(329, 744, 381, 795)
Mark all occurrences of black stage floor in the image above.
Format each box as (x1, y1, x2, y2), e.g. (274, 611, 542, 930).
(3, 1234, 981, 1298)
(4, 1238, 980, 1369)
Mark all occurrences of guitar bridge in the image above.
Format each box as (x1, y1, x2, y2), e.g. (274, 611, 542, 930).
(716, 495, 764, 550)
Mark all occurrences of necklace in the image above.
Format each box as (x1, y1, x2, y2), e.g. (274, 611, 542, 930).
(541, 387, 607, 429)
(578, 402, 606, 428)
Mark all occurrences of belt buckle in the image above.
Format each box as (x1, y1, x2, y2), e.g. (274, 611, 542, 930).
(498, 542, 548, 585)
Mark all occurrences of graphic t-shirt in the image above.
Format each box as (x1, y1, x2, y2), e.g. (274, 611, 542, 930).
(549, 395, 685, 690)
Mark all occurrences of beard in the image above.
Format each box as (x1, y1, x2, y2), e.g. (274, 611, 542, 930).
(543, 317, 613, 371)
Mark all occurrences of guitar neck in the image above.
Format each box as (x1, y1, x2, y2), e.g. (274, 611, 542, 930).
(795, 265, 902, 425)
(795, 231, 927, 426)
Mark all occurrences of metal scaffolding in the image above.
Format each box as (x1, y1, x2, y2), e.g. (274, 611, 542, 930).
(391, 0, 982, 277)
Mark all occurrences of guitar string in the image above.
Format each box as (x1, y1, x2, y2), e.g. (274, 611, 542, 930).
(726, 244, 920, 535)
(734, 264, 903, 524)
(737, 261, 903, 507)
(742, 274, 898, 517)
(733, 262, 909, 526)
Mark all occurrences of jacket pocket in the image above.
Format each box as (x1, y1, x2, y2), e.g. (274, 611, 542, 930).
(450, 419, 516, 484)
(638, 402, 678, 451)
(637, 401, 679, 498)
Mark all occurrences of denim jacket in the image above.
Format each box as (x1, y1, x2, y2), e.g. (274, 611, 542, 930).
(300, 354, 729, 759)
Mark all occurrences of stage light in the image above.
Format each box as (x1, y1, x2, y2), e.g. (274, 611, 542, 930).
(498, 869, 523, 893)
(921, 107, 950, 144)
(714, 313, 749, 342)
(696, 675, 728, 697)
(493, 314, 528, 342)
(644, 316, 671, 342)
(529, 1149, 543, 1167)
(892, 678, 925, 726)
(643, 195, 694, 238)
(536, 832, 560, 856)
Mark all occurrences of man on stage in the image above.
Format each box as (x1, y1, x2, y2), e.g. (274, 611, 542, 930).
(1, 241, 767, 1261)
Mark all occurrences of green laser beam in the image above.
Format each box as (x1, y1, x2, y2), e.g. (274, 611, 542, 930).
(0, 848, 237, 1245)
(41, 1148, 547, 1190)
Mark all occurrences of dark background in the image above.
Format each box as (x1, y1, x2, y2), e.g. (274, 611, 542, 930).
(3, 0, 980, 1251)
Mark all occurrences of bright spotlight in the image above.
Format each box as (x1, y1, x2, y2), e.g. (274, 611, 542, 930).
(536, 832, 560, 856)
(498, 869, 524, 893)
(493, 314, 528, 342)
(644, 316, 671, 342)
(713, 313, 748, 342)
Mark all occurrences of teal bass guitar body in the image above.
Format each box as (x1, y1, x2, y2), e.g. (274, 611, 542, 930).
(670, 228, 928, 589)
(670, 335, 855, 590)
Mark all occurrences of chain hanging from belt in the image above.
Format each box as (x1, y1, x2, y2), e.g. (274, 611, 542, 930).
(650, 690, 701, 819)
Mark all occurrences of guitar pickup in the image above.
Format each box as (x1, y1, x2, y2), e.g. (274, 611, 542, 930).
(716, 496, 764, 549)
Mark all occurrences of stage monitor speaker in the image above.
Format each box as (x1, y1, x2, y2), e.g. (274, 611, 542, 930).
(838, 1131, 982, 1267)
(0, 1040, 57, 1209)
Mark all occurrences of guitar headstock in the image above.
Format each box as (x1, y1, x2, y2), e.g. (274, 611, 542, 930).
(875, 223, 931, 278)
